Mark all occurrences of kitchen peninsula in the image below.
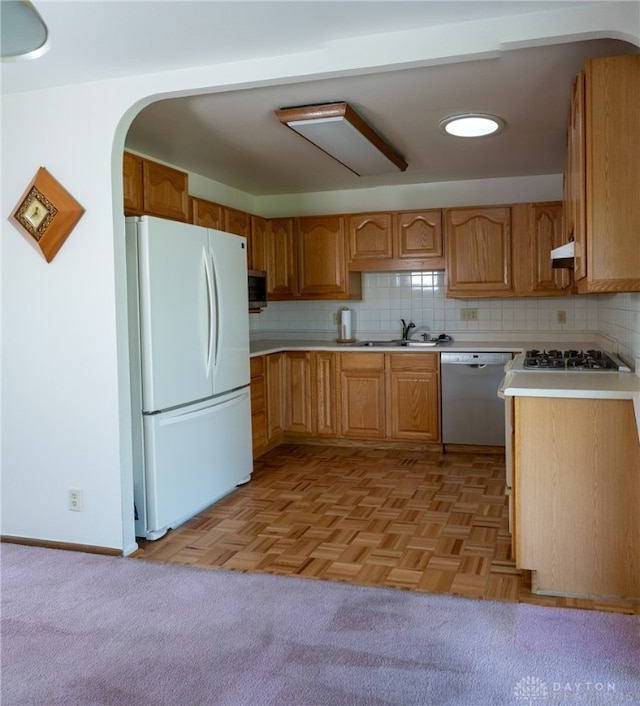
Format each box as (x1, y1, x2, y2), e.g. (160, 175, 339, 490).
(250, 336, 640, 602)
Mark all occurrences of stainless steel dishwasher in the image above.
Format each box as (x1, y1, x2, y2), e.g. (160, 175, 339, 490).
(440, 351, 512, 446)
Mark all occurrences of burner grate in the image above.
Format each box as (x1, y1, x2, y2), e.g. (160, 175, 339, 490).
(523, 348, 620, 371)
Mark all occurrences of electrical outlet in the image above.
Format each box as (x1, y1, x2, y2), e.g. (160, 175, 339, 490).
(557, 310, 567, 324)
(68, 488, 83, 512)
(460, 308, 478, 321)
(333, 312, 339, 324)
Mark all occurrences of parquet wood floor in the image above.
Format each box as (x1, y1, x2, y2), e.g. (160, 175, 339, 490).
(136, 444, 638, 614)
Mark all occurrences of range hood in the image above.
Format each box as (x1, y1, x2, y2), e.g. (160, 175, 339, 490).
(551, 241, 575, 269)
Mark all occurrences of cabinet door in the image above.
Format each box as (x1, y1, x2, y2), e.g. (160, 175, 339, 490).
(394, 210, 443, 259)
(347, 212, 393, 263)
(250, 356, 268, 456)
(123, 152, 143, 215)
(297, 215, 348, 297)
(191, 197, 224, 230)
(284, 352, 313, 435)
(224, 207, 250, 237)
(528, 202, 569, 294)
(249, 215, 268, 273)
(387, 354, 440, 441)
(142, 159, 189, 222)
(268, 218, 297, 298)
(584, 55, 640, 291)
(314, 351, 338, 437)
(339, 353, 385, 439)
(565, 71, 587, 282)
(445, 206, 512, 295)
(266, 353, 285, 441)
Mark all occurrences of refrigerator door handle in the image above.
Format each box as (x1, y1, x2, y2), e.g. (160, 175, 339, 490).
(210, 252, 221, 373)
(203, 246, 215, 376)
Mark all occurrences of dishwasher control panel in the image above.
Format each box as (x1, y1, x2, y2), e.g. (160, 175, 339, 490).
(441, 352, 512, 365)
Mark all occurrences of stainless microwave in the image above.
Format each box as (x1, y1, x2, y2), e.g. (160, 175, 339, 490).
(248, 270, 267, 310)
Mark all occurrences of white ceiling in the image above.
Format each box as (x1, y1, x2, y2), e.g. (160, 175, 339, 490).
(2, 1, 638, 196)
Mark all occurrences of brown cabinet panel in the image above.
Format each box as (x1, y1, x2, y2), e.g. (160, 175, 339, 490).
(284, 352, 313, 435)
(266, 353, 285, 441)
(582, 55, 640, 291)
(339, 353, 385, 439)
(250, 356, 267, 458)
(123, 152, 144, 215)
(347, 212, 393, 262)
(250, 215, 268, 273)
(142, 159, 189, 222)
(394, 210, 443, 259)
(313, 351, 338, 437)
(564, 71, 587, 281)
(529, 202, 569, 294)
(268, 218, 297, 298)
(297, 215, 349, 297)
(191, 197, 224, 229)
(445, 206, 512, 295)
(388, 353, 440, 441)
(515, 397, 640, 599)
(224, 207, 250, 237)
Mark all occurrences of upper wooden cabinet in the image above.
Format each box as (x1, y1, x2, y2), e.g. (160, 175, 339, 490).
(297, 215, 361, 299)
(569, 54, 640, 293)
(347, 212, 393, 263)
(267, 218, 297, 299)
(190, 197, 225, 230)
(395, 210, 443, 262)
(512, 202, 569, 296)
(445, 206, 512, 296)
(123, 152, 144, 215)
(347, 210, 444, 271)
(267, 215, 362, 301)
(141, 158, 189, 222)
(224, 207, 251, 238)
(249, 215, 268, 273)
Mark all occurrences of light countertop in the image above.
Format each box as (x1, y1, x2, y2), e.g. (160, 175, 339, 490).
(250, 336, 640, 436)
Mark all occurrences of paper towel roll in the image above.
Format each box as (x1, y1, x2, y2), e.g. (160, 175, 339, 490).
(339, 307, 352, 341)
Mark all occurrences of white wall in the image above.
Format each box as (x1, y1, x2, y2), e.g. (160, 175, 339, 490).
(2, 4, 638, 554)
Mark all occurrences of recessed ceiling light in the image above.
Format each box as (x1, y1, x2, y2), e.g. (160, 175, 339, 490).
(440, 114, 505, 138)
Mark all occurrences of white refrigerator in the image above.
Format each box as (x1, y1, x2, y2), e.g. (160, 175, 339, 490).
(126, 216, 253, 540)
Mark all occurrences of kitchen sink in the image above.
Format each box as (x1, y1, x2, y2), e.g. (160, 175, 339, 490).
(348, 337, 448, 348)
(349, 340, 407, 347)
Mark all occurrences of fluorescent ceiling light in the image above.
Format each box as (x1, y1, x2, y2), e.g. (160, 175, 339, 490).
(275, 102, 407, 176)
(440, 114, 505, 137)
(1, 0, 50, 61)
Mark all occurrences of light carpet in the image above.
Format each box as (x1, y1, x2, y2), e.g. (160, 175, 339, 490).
(1, 544, 638, 705)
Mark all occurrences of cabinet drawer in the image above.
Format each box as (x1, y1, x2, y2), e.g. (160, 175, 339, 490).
(339, 352, 385, 370)
(390, 352, 439, 372)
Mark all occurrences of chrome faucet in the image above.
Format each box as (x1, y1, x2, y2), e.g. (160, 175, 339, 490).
(401, 319, 416, 340)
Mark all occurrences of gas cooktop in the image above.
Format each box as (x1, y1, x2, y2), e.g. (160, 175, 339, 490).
(520, 348, 631, 372)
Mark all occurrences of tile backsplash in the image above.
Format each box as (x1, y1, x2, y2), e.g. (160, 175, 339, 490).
(250, 272, 640, 365)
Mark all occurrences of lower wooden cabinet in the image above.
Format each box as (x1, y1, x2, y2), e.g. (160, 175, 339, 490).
(314, 351, 339, 437)
(249, 357, 268, 457)
(387, 353, 440, 441)
(339, 353, 386, 439)
(284, 352, 313, 435)
(514, 396, 640, 599)
(266, 353, 285, 441)
(251, 350, 442, 458)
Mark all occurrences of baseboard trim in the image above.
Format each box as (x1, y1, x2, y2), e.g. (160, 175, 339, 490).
(1, 535, 123, 556)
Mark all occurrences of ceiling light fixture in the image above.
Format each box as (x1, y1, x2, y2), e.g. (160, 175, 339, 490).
(275, 102, 407, 176)
(0, 0, 50, 61)
(440, 114, 505, 138)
